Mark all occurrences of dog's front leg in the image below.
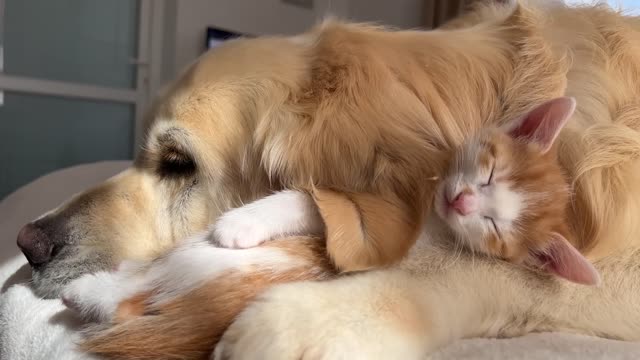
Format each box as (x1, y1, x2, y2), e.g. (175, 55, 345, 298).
(214, 269, 432, 360)
(214, 244, 640, 360)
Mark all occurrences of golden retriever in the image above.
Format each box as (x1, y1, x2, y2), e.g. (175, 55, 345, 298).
(14, 1, 640, 358)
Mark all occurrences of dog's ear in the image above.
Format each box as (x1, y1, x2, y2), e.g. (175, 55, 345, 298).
(312, 188, 422, 272)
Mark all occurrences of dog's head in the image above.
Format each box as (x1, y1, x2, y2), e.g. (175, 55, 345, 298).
(16, 35, 313, 298)
(17, 13, 523, 297)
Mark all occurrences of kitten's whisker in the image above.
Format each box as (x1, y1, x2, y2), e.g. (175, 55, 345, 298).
(450, 237, 463, 266)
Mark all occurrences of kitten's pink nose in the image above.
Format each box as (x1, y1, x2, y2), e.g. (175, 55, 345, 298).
(449, 192, 477, 216)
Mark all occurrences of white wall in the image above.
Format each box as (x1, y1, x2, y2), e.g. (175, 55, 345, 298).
(171, 0, 348, 74)
(565, 0, 640, 13)
(346, 0, 424, 28)
(161, 0, 423, 81)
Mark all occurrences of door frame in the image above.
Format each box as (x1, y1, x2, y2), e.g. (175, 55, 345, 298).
(0, 0, 164, 154)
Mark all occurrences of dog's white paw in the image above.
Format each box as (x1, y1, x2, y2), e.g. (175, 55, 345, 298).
(211, 208, 272, 249)
(213, 279, 427, 360)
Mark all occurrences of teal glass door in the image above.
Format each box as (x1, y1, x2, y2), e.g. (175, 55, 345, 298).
(0, 0, 146, 200)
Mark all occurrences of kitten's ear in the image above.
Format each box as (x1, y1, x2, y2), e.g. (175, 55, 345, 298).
(508, 97, 576, 153)
(532, 232, 601, 286)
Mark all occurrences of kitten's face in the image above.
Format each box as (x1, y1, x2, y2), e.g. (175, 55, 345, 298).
(434, 129, 569, 263)
(432, 97, 599, 285)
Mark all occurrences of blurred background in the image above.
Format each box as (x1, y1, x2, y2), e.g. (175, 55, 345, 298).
(0, 0, 633, 200)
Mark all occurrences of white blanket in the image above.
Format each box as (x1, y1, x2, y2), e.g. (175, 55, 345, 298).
(0, 161, 128, 360)
(0, 256, 93, 360)
(1, 161, 639, 359)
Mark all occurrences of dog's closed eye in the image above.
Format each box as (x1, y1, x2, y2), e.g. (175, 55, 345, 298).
(159, 148, 196, 177)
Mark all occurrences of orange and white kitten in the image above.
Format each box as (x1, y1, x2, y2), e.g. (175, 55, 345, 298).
(434, 97, 600, 285)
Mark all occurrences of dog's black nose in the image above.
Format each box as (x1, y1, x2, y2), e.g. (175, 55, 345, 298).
(17, 223, 54, 266)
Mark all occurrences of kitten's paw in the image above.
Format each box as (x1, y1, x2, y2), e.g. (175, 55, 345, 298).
(211, 208, 272, 249)
(61, 267, 145, 323)
(62, 272, 124, 322)
(214, 280, 426, 360)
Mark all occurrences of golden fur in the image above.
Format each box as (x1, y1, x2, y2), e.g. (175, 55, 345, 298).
(136, 0, 640, 264)
(25, 0, 640, 358)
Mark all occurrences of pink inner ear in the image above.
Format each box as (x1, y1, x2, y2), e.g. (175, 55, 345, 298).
(508, 97, 576, 153)
(533, 233, 601, 286)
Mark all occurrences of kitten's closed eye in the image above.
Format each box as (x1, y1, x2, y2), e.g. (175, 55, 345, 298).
(481, 163, 495, 187)
(484, 216, 500, 237)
